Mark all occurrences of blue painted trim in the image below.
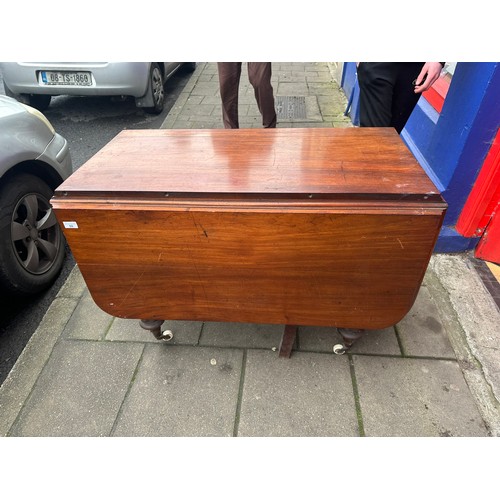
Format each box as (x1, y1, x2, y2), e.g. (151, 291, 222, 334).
(433, 226, 479, 253)
(401, 129, 445, 193)
(404, 63, 500, 236)
(441, 65, 500, 223)
(414, 96, 440, 125)
(340, 62, 360, 125)
(350, 83, 360, 125)
(341, 62, 357, 97)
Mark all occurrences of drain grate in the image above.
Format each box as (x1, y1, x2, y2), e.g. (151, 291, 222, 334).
(275, 96, 307, 120)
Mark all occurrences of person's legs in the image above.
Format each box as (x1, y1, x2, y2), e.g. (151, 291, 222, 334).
(217, 62, 242, 129)
(358, 62, 397, 128)
(247, 62, 277, 128)
(390, 62, 424, 133)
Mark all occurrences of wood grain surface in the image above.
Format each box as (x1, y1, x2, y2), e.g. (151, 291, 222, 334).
(52, 128, 447, 329)
(55, 128, 442, 201)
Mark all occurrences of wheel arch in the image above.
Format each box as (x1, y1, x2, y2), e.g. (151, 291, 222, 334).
(0, 160, 65, 192)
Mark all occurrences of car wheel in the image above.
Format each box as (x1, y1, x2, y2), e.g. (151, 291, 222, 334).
(27, 94, 52, 111)
(144, 63, 165, 114)
(0, 173, 66, 296)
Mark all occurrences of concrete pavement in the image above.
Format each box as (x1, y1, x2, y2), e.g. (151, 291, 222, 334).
(1, 62, 499, 437)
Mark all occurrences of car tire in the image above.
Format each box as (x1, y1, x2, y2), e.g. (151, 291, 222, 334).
(27, 94, 52, 111)
(0, 173, 66, 296)
(144, 63, 165, 114)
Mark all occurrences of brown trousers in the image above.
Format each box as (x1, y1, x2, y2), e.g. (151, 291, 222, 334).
(217, 62, 277, 129)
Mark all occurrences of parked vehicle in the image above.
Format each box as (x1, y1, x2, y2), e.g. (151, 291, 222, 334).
(0, 95, 73, 296)
(0, 62, 196, 114)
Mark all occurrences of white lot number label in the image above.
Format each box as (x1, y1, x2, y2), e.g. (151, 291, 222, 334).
(40, 71, 92, 86)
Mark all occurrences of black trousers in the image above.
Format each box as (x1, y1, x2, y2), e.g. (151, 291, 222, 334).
(357, 62, 424, 133)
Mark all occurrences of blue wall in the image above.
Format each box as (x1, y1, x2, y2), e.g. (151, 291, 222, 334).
(341, 63, 360, 125)
(341, 62, 500, 253)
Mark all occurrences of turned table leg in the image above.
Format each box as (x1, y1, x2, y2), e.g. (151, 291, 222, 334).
(278, 324, 298, 358)
(139, 319, 173, 341)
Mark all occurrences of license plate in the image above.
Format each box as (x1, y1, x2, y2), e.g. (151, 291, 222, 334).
(40, 71, 92, 86)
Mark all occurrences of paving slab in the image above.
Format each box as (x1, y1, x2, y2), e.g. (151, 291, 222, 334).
(56, 264, 87, 299)
(8, 341, 143, 437)
(425, 257, 500, 436)
(397, 284, 456, 358)
(0, 297, 79, 436)
(353, 356, 490, 436)
(112, 345, 243, 436)
(63, 289, 113, 341)
(200, 322, 284, 350)
(429, 254, 500, 403)
(275, 82, 311, 96)
(237, 350, 358, 436)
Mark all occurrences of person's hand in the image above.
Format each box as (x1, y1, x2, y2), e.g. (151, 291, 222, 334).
(413, 62, 444, 93)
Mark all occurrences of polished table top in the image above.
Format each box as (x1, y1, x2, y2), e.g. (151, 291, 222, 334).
(56, 127, 444, 204)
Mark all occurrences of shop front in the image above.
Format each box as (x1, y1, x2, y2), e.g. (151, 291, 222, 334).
(341, 62, 500, 263)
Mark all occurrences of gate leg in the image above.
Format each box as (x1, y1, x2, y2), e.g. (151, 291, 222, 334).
(139, 319, 173, 341)
(278, 324, 298, 358)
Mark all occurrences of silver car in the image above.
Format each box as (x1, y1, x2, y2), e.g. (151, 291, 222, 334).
(0, 94, 72, 296)
(0, 62, 196, 114)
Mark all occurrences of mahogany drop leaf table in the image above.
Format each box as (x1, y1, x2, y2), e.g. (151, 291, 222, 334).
(52, 128, 447, 357)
